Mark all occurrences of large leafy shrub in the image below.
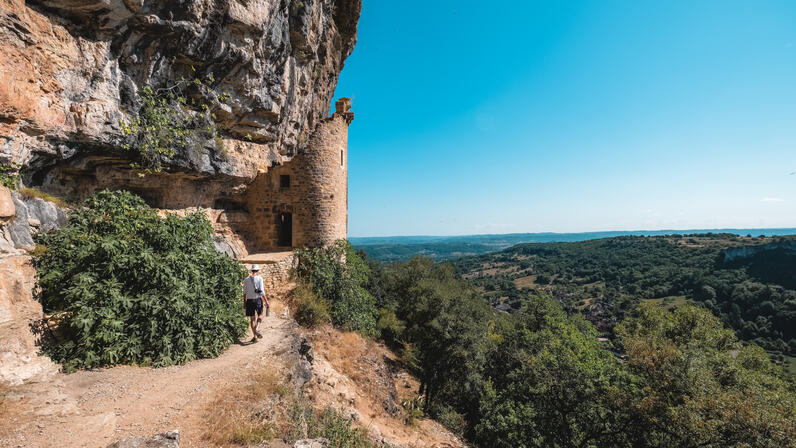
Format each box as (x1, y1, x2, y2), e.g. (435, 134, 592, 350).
(34, 190, 248, 370)
(294, 240, 377, 336)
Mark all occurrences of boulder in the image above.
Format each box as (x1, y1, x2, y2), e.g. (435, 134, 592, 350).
(106, 430, 180, 448)
(7, 195, 34, 250)
(1, 191, 69, 253)
(293, 439, 329, 448)
(24, 195, 68, 232)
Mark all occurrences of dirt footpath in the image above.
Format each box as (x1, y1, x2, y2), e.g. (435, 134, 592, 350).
(1, 316, 299, 448)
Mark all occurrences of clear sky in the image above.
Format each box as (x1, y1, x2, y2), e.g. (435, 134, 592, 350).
(332, 1, 796, 237)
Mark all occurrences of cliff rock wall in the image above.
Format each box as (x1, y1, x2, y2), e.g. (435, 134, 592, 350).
(721, 239, 796, 263)
(0, 0, 360, 185)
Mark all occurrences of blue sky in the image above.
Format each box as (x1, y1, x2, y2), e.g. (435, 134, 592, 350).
(332, 1, 796, 237)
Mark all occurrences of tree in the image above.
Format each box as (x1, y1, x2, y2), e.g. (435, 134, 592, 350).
(476, 294, 638, 448)
(616, 303, 796, 447)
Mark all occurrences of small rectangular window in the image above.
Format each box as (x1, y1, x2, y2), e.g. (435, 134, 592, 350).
(280, 175, 290, 188)
(341, 150, 344, 166)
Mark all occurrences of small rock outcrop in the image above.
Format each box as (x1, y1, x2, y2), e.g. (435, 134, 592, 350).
(0, 255, 59, 385)
(107, 430, 180, 448)
(0, 190, 68, 253)
(293, 439, 329, 448)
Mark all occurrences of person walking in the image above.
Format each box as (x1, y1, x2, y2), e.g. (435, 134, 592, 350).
(243, 264, 269, 342)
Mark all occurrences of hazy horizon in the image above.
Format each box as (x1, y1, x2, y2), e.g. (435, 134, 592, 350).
(349, 226, 796, 240)
(333, 1, 796, 236)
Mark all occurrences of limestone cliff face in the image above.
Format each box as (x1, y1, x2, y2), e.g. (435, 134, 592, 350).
(722, 239, 796, 262)
(0, 0, 360, 184)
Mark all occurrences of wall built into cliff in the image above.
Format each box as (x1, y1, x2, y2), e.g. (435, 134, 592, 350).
(0, 0, 361, 254)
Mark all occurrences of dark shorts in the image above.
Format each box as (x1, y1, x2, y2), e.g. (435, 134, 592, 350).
(245, 298, 263, 317)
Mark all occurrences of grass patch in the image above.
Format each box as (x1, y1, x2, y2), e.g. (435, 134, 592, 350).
(292, 281, 331, 328)
(18, 187, 71, 208)
(513, 274, 537, 288)
(203, 363, 375, 447)
(641, 296, 689, 311)
(203, 369, 285, 445)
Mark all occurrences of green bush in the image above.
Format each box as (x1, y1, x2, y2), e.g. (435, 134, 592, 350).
(431, 404, 467, 436)
(315, 407, 373, 448)
(34, 190, 248, 370)
(293, 281, 331, 328)
(294, 240, 377, 337)
(0, 162, 20, 189)
(376, 308, 405, 348)
(401, 395, 425, 426)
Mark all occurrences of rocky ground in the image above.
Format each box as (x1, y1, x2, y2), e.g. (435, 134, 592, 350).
(1, 315, 298, 448)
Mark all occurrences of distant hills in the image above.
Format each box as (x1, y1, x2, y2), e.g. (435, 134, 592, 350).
(449, 233, 796, 373)
(351, 228, 796, 262)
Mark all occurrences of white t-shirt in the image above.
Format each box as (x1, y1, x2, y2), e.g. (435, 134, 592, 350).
(243, 275, 265, 300)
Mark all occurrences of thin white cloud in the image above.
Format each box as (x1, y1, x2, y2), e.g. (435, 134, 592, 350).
(761, 197, 784, 203)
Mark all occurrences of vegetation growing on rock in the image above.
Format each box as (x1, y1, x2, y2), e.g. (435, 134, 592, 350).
(34, 190, 247, 370)
(120, 76, 230, 173)
(0, 163, 20, 189)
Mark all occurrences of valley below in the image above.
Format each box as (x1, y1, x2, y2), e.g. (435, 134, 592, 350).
(451, 233, 796, 373)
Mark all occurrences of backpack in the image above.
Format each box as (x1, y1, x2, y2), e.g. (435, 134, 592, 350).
(247, 275, 264, 295)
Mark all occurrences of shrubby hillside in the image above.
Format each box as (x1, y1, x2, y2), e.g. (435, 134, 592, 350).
(293, 246, 796, 447)
(452, 234, 796, 370)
